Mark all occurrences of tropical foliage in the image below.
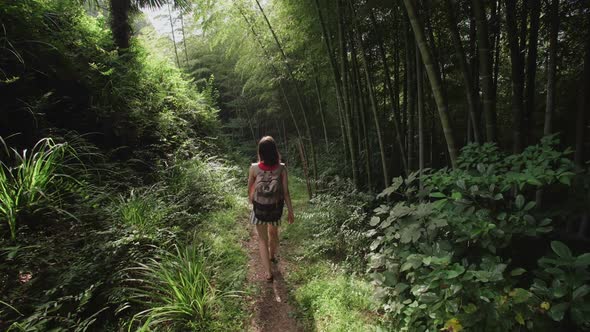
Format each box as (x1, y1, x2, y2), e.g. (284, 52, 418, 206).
(1, 0, 590, 330)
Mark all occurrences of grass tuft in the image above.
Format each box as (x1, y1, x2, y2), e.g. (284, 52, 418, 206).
(0, 137, 80, 240)
(126, 244, 215, 331)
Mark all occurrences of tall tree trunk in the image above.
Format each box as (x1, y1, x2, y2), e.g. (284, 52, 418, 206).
(402, 19, 409, 150)
(544, 0, 559, 136)
(491, 0, 502, 101)
(350, 35, 373, 191)
(444, 0, 480, 143)
(180, 10, 190, 66)
(407, 41, 415, 171)
(469, 14, 481, 133)
(394, 29, 405, 172)
(505, 0, 526, 153)
(370, 9, 408, 175)
(403, 0, 458, 168)
(109, 0, 131, 50)
(167, 3, 180, 68)
(350, 0, 389, 187)
(314, 77, 330, 151)
(524, 0, 541, 145)
(575, 14, 590, 169)
(416, 45, 425, 189)
(338, 0, 359, 186)
(472, 0, 496, 142)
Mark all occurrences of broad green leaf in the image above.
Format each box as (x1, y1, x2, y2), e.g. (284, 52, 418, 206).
(401, 262, 414, 272)
(575, 253, 590, 267)
(524, 201, 536, 211)
(451, 191, 463, 200)
(419, 292, 438, 303)
(527, 178, 542, 186)
(399, 223, 422, 243)
(515, 195, 525, 210)
(369, 216, 380, 226)
(552, 283, 567, 298)
(444, 264, 465, 279)
(430, 192, 445, 198)
(548, 302, 569, 321)
(573, 285, 590, 300)
(551, 241, 572, 259)
(370, 237, 382, 251)
(456, 179, 466, 190)
(558, 176, 571, 186)
(510, 268, 526, 276)
(515, 312, 525, 325)
(510, 288, 532, 304)
(380, 217, 393, 229)
(464, 303, 477, 314)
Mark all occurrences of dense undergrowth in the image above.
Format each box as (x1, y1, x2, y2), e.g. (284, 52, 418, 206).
(288, 136, 590, 331)
(2, 1, 589, 331)
(0, 1, 248, 330)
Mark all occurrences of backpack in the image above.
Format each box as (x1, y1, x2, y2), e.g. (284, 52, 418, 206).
(252, 163, 284, 222)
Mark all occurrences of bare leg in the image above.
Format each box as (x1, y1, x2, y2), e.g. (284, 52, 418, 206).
(268, 224, 279, 260)
(256, 224, 272, 279)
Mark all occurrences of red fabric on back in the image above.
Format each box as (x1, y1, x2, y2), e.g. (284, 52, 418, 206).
(258, 162, 279, 171)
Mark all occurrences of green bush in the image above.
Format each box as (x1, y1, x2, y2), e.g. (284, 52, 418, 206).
(1, 0, 218, 159)
(367, 137, 587, 331)
(297, 177, 372, 269)
(114, 185, 178, 234)
(165, 157, 240, 214)
(532, 241, 590, 328)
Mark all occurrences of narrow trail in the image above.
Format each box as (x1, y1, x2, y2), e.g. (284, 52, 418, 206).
(244, 222, 304, 332)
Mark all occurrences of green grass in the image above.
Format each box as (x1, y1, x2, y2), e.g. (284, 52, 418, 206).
(281, 178, 382, 332)
(113, 185, 180, 234)
(293, 266, 379, 332)
(126, 244, 215, 331)
(192, 194, 251, 331)
(120, 161, 251, 331)
(0, 137, 79, 240)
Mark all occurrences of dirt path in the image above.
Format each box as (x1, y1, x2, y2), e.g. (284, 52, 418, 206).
(245, 224, 304, 332)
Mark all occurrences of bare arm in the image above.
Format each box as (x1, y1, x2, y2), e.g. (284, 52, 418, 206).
(282, 166, 294, 224)
(248, 165, 256, 203)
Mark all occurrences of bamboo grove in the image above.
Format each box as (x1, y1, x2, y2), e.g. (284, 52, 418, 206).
(172, 0, 590, 195)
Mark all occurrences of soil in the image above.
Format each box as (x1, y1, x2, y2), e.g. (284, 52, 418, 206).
(245, 225, 304, 332)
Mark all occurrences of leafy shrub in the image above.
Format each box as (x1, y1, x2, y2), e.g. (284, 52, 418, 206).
(125, 244, 216, 331)
(0, 137, 81, 240)
(113, 185, 179, 234)
(367, 137, 585, 331)
(532, 241, 590, 328)
(0, 0, 218, 159)
(165, 157, 240, 214)
(299, 177, 371, 268)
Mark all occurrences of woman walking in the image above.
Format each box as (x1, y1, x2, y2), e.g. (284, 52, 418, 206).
(248, 136, 295, 282)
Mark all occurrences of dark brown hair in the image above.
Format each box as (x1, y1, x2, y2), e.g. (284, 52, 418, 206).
(258, 136, 280, 166)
